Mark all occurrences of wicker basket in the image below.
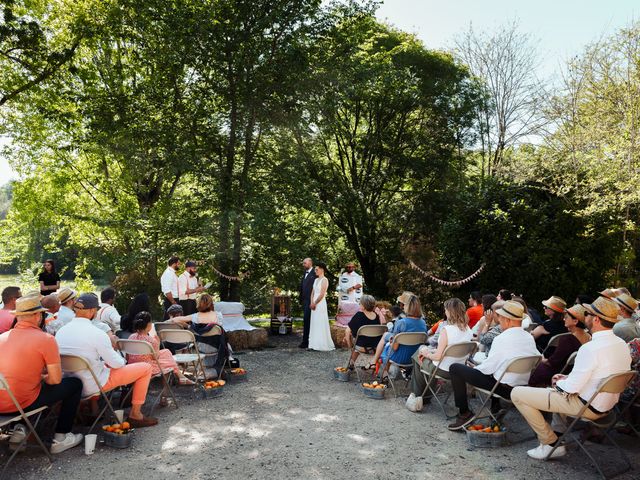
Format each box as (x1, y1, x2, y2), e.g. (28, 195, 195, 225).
(466, 428, 507, 448)
(333, 368, 351, 382)
(361, 385, 386, 399)
(103, 430, 134, 449)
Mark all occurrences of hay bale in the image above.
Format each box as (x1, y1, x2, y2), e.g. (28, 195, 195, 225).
(247, 328, 268, 349)
(331, 324, 347, 349)
(227, 330, 249, 351)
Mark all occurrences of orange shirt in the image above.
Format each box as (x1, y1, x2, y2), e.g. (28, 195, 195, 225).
(0, 323, 60, 412)
(466, 305, 484, 329)
(0, 309, 14, 334)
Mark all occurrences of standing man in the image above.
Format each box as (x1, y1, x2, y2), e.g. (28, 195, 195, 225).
(336, 262, 364, 303)
(0, 286, 22, 334)
(299, 258, 316, 349)
(160, 256, 180, 319)
(178, 261, 204, 315)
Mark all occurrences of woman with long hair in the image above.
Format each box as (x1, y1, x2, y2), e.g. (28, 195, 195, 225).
(38, 259, 60, 296)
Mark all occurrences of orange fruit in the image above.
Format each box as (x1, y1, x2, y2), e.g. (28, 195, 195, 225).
(102, 425, 109, 431)
(121, 422, 130, 430)
(218, 380, 226, 386)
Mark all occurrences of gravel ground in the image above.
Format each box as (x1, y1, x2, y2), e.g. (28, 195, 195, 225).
(5, 331, 640, 480)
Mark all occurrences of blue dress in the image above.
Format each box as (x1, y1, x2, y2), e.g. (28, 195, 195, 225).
(381, 316, 427, 365)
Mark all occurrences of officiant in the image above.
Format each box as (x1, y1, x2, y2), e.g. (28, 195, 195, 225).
(336, 262, 364, 303)
(178, 260, 205, 315)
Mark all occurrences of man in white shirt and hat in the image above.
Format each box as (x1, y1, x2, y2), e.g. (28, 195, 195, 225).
(178, 261, 205, 315)
(160, 256, 180, 318)
(511, 296, 631, 460)
(45, 287, 77, 335)
(336, 262, 364, 303)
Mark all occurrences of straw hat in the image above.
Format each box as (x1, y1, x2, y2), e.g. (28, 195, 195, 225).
(599, 288, 618, 299)
(613, 293, 638, 314)
(23, 290, 42, 299)
(11, 296, 47, 316)
(565, 304, 587, 323)
(57, 287, 77, 304)
(582, 296, 620, 323)
(542, 296, 566, 313)
(495, 300, 525, 321)
(396, 291, 414, 305)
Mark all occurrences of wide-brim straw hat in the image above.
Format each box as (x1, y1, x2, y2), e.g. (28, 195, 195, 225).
(495, 300, 525, 321)
(11, 296, 47, 316)
(57, 287, 77, 304)
(599, 288, 618, 299)
(542, 296, 566, 313)
(396, 291, 414, 305)
(582, 296, 620, 323)
(614, 293, 638, 314)
(566, 304, 587, 323)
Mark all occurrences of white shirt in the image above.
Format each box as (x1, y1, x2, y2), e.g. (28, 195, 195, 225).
(160, 266, 179, 298)
(95, 302, 120, 332)
(336, 271, 364, 303)
(178, 272, 199, 301)
(476, 326, 539, 386)
(191, 311, 224, 326)
(432, 325, 474, 372)
(56, 317, 126, 397)
(556, 330, 631, 412)
(46, 305, 75, 335)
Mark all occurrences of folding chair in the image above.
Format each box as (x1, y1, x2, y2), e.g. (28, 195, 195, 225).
(420, 341, 478, 418)
(382, 332, 429, 397)
(545, 371, 637, 479)
(541, 332, 572, 357)
(197, 325, 228, 379)
(469, 355, 541, 426)
(559, 351, 578, 375)
(347, 325, 387, 383)
(59, 355, 120, 434)
(157, 330, 207, 386)
(117, 339, 179, 415)
(0, 374, 52, 478)
(154, 321, 180, 334)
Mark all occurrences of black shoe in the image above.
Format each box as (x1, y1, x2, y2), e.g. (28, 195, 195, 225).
(298, 343, 308, 349)
(447, 411, 475, 431)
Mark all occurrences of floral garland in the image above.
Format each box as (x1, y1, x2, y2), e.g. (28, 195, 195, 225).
(409, 260, 485, 288)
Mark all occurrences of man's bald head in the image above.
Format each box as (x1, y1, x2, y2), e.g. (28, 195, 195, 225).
(302, 258, 313, 270)
(41, 294, 60, 314)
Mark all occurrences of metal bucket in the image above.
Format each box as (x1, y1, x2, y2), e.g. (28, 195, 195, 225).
(361, 385, 386, 399)
(333, 368, 351, 382)
(103, 430, 134, 449)
(466, 427, 507, 448)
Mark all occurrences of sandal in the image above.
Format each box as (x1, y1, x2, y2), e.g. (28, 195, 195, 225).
(178, 377, 196, 386)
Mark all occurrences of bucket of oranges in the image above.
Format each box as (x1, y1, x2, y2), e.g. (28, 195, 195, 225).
(102, 422, 134, 448)
(465, 423, 507, 448)
(202, 379, 226, 398)
(334, 367, 351, 382)
(229, 368, 248, 382)
(361, 381, 386, 399)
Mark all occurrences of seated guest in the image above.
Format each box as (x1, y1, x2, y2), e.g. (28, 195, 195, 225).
(612, 293, 640, 342)
(127, 312, 194, 388)
(372, 294, 427, 378)
(343, 295, 382, 369)
(170, 293, 223, 326)
(406, 298, 473, 411)
(95, 287, 121, 333)
(118, 292, 150, 339)
(386, 304, 403, 332)
(532, 296, 567, 351)
(0, 296, 83, 453)
(0, 286, 21, 334)
(511, 296, 533, 330)
(528, 305, 591, 386)
(41, 294, 60, 327)
(511, 296, 631, 460)
(56, 293, 157, 428)
(497, 289, 512, 301)
(476, 300, 504, 358)
(46, 287, 77, 335)
(621, 338, 640, 405)
(466, 291, 484, 329)
(447, 300, 539, 430)
(472, 294, 498, 337)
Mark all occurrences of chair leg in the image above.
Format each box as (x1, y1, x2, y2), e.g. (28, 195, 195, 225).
(88, 391, 120, 433)
(1, 410, 53, 479)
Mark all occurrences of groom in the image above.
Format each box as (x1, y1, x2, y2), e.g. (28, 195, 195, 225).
(298, 257, 316, 348)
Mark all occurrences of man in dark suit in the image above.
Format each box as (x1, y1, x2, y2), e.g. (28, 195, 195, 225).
(299, 257, 316, 348)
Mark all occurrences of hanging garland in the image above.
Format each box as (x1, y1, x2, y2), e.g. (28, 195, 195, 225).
(194, 260, 249, 282)
(409, 260, 485, 288)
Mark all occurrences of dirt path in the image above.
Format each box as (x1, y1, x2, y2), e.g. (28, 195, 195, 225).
(8, 333, 640, 479)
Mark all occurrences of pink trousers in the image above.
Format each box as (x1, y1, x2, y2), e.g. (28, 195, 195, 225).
(103, 363, 152, 406)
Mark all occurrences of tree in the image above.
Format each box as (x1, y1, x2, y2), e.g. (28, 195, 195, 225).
(454, 21, 548, 179)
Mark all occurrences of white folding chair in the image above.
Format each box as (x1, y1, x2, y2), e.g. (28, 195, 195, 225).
(541, 332, 572, 357)
(420, 341, 478, 418)
(117, 339, 179, 414)
(60, 355, 120, 434)
(0, 374, 52, 478)
(383, 332, 429, 397)
(348, 325, 387, 382)
(470, 355, 541, 426)
(157, 330, 207, 385)
(546, 371, 637, 479)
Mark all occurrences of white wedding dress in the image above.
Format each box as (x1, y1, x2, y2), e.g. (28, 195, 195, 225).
(308, 277, 335, 351)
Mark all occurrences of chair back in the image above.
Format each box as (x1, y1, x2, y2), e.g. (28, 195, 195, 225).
(504, 355, 541, 374)
(154, 322, 179, 333)
(356, 324, 387, 339)
(441, 341, 478, 360)
(199, 324, 223, 337)
(60, 354, 92, 373)
(543, 332, 572, 355)
(158, 329, 196, 344)
(598, 371, 637, 395)
(392, 332, 428, 347)
(117, 339, 156, 357)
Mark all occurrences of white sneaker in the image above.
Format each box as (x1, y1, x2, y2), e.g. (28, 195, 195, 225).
(9, 424, 27, 451)
(527, 443, 566, 460)
(50, 433, 83, 454)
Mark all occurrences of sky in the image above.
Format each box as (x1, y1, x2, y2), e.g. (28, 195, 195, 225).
(1, 0, 639, 185)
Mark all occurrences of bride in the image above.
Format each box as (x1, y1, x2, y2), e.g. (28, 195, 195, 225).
(308, 262, 335, 351)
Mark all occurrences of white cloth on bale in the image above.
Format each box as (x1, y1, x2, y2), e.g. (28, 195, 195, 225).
(214, 302, 255, 331)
